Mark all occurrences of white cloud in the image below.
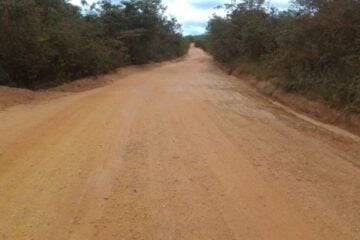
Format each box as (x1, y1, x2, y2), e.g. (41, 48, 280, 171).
(70, 0, 84, 6)
(162, 0, 226, 35)
(164, 0, 220, 23)
(163, 0, 290, 35)
(184, 25, 207, 35)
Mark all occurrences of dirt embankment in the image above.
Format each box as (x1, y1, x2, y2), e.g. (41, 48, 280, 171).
(0, 86, 51, 111)
(0, 78, 109, 111)
(216, 63, 360, 136)
(0, 66, 144, 111)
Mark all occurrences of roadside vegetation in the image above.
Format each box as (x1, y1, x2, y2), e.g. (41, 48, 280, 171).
(195, 0, 360, 112)
(0, 0, 189, 89)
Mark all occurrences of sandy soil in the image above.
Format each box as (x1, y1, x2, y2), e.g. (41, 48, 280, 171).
(0, 47, 359, 240)
(229, 72, 360, 136)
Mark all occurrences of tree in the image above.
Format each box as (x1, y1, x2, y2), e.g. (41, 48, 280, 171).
(0, 0, 189, 88)
(204, 0, 360, 111)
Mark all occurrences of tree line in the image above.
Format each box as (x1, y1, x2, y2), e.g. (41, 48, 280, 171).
(0, 0, 189, 89)
(194, 0, 360, 112)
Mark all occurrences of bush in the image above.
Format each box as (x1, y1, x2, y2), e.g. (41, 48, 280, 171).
(204, 0, 360, 111)
(0, 0, 189, 89)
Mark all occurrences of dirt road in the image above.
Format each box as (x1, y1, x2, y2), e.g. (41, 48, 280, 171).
(0, 47, 359, 240)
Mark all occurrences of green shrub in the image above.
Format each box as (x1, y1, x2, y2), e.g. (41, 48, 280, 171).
(0, 0, 189, 89)
(204, 0, 360, 111)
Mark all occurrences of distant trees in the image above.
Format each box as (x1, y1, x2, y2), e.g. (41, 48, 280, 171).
(0, 0, 189, 88)
(201, 0, 360, 111)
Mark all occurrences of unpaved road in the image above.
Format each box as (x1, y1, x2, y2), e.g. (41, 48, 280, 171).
(0, 47, 359, 240)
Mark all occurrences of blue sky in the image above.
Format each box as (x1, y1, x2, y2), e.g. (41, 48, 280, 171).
(70, 0, 291, 35)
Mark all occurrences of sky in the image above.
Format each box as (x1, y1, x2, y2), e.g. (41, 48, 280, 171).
(70, 0, 291, 35)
